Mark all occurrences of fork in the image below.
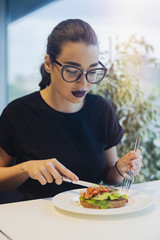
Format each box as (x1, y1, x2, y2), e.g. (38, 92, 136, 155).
(122, 133, 141, 191)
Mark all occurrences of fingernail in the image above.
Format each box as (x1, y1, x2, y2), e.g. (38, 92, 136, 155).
(74, 175, 79, 181)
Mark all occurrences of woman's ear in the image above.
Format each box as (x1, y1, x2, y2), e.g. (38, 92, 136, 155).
(44, 54, 52, 73)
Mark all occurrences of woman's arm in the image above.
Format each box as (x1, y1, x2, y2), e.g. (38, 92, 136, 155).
(0, 147, 78, 192)
(102, 146, 123, 185)
(0, 147, 29, 191)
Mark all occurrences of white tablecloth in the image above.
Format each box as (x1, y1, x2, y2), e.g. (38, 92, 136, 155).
(0, 180, 160, 240)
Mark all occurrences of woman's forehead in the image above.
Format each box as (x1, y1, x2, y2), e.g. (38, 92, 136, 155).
(59, 42, 99, 64)
(61, 41, 98, 53)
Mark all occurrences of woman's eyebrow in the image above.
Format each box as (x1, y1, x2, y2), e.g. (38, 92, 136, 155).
(64, 61, 81, 67)
(90, 62, 99, 67)
(63, 61, 99, 67)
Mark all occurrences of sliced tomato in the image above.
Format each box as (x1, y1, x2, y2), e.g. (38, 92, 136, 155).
(98, 185, 109, 192)
(91, 189, 100, 195)
(86, 187, 100, 196)
(85, 185, 114, 197)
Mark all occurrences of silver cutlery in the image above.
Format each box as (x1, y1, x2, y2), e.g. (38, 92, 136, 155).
(63, 133, 141, 191)
(122, 132, 141, 191)
(62, 177, 99, 188)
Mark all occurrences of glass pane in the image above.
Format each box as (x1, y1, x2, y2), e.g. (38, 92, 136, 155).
(8, 0, 160, 102)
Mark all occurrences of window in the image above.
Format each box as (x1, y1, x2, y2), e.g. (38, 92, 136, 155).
(8, 0, 160, 101)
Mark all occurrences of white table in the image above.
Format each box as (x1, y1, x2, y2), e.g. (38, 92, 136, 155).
(0, 180, 160, 240)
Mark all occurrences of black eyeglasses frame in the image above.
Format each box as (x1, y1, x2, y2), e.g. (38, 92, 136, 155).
(54, 59, 107, 84)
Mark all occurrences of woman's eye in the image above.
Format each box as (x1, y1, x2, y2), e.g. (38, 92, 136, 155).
(66, 69, 78, 74)
(89, 70, 96, 74)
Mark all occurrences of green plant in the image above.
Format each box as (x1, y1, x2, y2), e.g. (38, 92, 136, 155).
(92, 35, 160, 183)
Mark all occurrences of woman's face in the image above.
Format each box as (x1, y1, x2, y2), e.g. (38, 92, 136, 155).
(46, 42, 99, 106)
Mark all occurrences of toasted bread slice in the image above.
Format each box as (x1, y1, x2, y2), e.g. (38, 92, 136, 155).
(80, 198, 126, 209)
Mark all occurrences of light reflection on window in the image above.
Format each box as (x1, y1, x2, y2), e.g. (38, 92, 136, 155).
(8, 0, 160, 102)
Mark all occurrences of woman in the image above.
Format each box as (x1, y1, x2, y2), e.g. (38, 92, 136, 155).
(0, 19, 142, 200)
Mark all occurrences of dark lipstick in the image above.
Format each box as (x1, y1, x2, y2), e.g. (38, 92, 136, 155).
(72, 90, 86, 98)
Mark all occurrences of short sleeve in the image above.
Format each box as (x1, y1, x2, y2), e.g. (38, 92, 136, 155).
(104, 102, 124, 150)
(0, 109, 16, 157)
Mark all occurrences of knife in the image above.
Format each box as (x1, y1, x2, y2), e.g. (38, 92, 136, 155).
(62, 177, 99, 188)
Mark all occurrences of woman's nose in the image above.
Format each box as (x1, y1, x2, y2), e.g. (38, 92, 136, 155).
(77, 72, 88, 85)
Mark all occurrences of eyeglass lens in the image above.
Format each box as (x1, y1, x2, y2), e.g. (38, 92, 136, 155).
(62, 66, 106, 83)
(87, 69, 106, 83)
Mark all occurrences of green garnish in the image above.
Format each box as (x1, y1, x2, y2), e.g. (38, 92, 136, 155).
(80, 197, 109, 209)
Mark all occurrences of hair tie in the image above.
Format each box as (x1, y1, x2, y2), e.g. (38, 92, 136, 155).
(115, 161, 124, 177)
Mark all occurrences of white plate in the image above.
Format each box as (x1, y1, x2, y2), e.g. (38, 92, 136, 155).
(52, 188, 153, 215)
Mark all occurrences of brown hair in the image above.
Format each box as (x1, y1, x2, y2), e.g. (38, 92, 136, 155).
(39, 19, 98, 90)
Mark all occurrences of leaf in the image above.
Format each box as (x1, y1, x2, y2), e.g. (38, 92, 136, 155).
(96, 34, 160, 184)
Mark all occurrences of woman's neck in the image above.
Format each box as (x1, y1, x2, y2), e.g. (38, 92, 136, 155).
(40, 87, 85, 113)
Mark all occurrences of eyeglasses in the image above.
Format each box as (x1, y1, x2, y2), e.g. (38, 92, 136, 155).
(54, 60, 107, 84)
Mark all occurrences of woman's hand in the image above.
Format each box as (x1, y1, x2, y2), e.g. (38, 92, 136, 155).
(117, 149, 143, 176)
(23, 158, 79, 185)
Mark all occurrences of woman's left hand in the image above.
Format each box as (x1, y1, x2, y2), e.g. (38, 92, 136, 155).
(117, 149, 143, 176)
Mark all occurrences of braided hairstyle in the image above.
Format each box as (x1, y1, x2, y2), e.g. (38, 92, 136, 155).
(39, 19, 98, 90)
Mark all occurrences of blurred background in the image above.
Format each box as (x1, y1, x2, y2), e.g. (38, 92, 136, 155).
(5, 0, 160, 101)
(0, 0, 160, 184)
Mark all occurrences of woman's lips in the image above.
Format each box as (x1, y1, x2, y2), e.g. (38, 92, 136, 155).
(72, 90, 86, 98)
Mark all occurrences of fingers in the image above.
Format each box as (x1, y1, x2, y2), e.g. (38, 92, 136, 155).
(34, 171, 48, 185)
(131, 155, 143, 176)
(27, 159, 79, 186)
(131, 155, 143, 168)
(129, 149, 141, 160)
(48, 159, 79, 185)
(118, 149, 143, 174)
(52, 159, 79, 181)
(43, 161, 62, 185)
(39, 166, 54, 184)
(130, 151, 143, 168)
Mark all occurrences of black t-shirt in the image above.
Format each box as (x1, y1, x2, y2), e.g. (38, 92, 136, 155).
(0, 92, 124, 199)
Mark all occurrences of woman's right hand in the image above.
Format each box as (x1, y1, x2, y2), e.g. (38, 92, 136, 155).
(23, 158, 79, 185)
